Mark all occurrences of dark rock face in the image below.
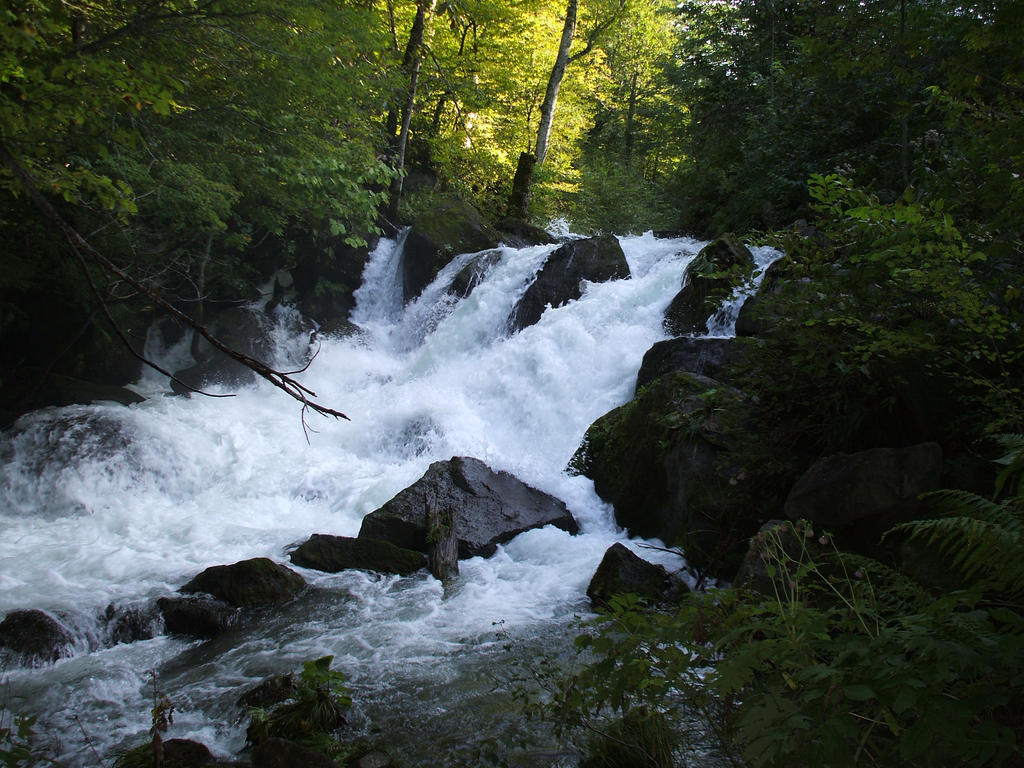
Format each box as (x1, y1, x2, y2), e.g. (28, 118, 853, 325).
(115, 738, 217, 768)
(358, 456, 579, 559)
(664, 235, 754, 337)
(635, 337, 740, 392)
(171, 306, 277, 394)
(401, 197, 502, 304)
(157, 595, 237, 638)
(289, 534, 426, 576)
(180, 557, 306, 607)
(252, 737, 341, 768)
(0, 609, 75, 665)
(570, 372, 753, 577)
(511, 235, 630, 332)
(784, 443, 943, 529)
(104, 602, 159, 645)
(734, 520, 807, 596)
(587, 543, 672, 608)
(448, 250, 503, 299)
(162, 739, 215, 768)
(734, 257, 790, 337)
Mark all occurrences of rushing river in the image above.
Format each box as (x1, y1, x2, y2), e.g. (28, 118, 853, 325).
(0, 231, 779, 766)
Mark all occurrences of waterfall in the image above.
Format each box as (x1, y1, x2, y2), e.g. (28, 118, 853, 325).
(0, 232, 776, 766)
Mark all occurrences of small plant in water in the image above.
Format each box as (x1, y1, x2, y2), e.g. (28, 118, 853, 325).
(247, 656, 352, 755)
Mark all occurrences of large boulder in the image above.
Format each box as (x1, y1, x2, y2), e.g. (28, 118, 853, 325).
(635, 337, 740, 392)
(180, 557, 306, 607)
(570, 372, 755, 577)
(784, 443, 943, 550)
(289, 534, 426, 576)
(510, 235, 630, 331)
(586, 543, 673, 608)
(401, 196, 502, 304)
(734, 519, 809, 596)
(358, 457, 579, 559)
(664, 235, 754, 336)
(116, 738, 216, 768)
(0, 609, 76, 666)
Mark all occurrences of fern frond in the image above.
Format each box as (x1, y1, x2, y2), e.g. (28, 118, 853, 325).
(921, 489, 1024, 536)
(894, 514, 1024, 596)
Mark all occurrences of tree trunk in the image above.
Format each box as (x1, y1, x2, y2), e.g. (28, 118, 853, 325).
(425, 491, 459, 580)
(624, 70, 638, 162)
(386, 0, 437, 223)
(534, 0, 579, 165)
(507, 151, 536, 220)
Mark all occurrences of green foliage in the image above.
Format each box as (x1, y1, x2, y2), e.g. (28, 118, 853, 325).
(545, 442, 1024, 767)
(558, 155, 677, 235)
(247, 656, 352, 753)
(895, 434, 1024, 598)
(735, 173, 1023, 455)
(0, 710, 48, 768)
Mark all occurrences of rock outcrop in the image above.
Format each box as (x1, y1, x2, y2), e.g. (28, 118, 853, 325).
(401, 196, 502, 304)
(571, 372, 754, 577)
(358, 456, 578, 559)
(510, 235, 630, 331)
(784, 443, 943, 552)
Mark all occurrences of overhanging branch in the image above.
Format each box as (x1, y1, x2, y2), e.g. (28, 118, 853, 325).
(0, 141, 350, 425)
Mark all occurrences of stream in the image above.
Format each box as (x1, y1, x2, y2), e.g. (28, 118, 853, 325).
(0, 231, 779, 766)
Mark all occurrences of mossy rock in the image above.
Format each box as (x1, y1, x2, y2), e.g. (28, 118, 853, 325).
(570, 372, 754, 577)
(401, 196, 502, 303)
(664, 234, 755, 337)
(180, 558, 306, 607)
(113, 738, 217, 768)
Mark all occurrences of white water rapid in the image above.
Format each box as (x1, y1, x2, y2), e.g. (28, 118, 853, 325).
(0, 232, 779, 766)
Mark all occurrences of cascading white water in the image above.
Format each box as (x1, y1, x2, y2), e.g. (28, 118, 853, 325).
(0, 231, 778, 766)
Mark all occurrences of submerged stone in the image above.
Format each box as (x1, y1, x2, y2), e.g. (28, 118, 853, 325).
(0, 608, 76, 666)
(289, 534, 426, 576)
(180, 557, 306, 607)
(157, 595, 237, 638)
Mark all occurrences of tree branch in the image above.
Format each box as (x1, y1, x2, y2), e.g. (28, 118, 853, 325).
(0, 140, 350, 424)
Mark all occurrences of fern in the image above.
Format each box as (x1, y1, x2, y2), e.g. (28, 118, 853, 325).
(994, 433, 1024, 499)
(892, 434, 1024, 598)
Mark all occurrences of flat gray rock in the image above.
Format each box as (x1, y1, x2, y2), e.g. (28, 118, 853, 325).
(358, 456, 578, 559)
